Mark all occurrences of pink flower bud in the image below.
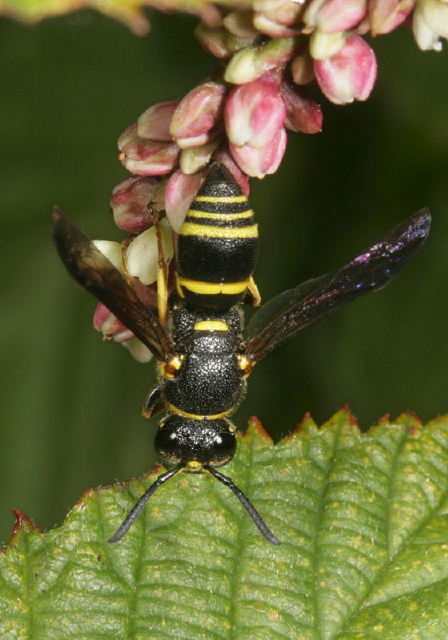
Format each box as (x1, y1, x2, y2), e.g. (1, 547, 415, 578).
(413, 0, 448, 51)
(254, 0, 304, 27)
(253, 1, 303, 37)
(224, 37, 296, 84)
(213, 149, 251, 194)
(126, 219, 174, 285)
(223, 10, 258, 37)
(314, 34, 377, 104)
(230, 127, 287, 178)
(92, 240, 123, 271)
(225, 75, 286, 148)
(291, 51, 316, 84)
(122, 338, 153, 363)
(369, 0, 414, 34)
(137, 101, 179, 142)
(194, 23, 258, 60)
(119, 141, 180, 177)
(170, 82, 226, 149)
(310, 29, 348, 59)
(95, 299, 154, 362)
(304, 0, 367, 33)
(253, 12, 301, 36)
(94, 300, 155, 364)
(93, 303, 135, 343)
(91, 237, 163, 364)
(165, 170, 205, 232)
(110, 176, 159, 233)
(281, 82, 323, 133)
(179, 139, 221, 175)
(118, 122, 180, 176)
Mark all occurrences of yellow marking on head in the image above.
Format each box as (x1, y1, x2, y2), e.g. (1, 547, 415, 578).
(194, 320, 229, 332)
(187, 209, 254, 221)
(186, 460, 203, 470)
(180, 222, 258, 239)
(195, 196, 247, 203)
(177, 276, 249, 296)
(167, 403, 233, 421)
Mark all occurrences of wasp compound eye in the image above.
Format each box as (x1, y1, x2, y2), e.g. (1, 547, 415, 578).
(154, 423, 179, 462)
(211, 431, 236, 466)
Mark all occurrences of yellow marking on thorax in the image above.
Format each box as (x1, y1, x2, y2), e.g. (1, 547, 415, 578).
(160, 355, 184, 378)
(194, 320, 229, 332)
(180, 222, 258, 239)
(195, 195, 247, 203)
(177, 276, 250, 296)
(237, 354, 254, 378)
(187, 209, 254, 221)
(167, 403, 233, 420)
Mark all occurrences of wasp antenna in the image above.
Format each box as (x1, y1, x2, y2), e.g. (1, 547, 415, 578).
(108, 464, 186, 543)
(206, 466, 281, 546)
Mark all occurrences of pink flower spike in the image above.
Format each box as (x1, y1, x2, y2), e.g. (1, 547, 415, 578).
(281, 82, 323, 134)
(230, 127, 287, 178)
(165, 170, 205, 233)
(225, 76, 286, 149)
(170, 82, 226, 149)
(110, 176, 159, 233)
(137, 101, 180, 142)
(305, 0, 367, 33)
(369, 0, 415, 34)
(314, 34, 377, 104)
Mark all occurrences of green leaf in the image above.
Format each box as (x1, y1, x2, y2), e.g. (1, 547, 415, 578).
(1, 410, 448, 639)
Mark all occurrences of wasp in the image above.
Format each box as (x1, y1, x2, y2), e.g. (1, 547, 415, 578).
(52, 164, 431, 546)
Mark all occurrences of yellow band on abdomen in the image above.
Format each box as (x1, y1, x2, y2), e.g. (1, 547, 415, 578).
(177, 276, 249, 296)
(180, 222, 258, 239)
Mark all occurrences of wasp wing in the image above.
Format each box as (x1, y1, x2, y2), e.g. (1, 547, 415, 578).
(52, 207, 173, 361)
(244, 209, 431, 363)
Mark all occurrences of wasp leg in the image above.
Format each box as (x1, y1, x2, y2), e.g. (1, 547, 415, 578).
(152, 216, 169, 326)
(142, 384, 166, 419)
(243, 276, 261, 307)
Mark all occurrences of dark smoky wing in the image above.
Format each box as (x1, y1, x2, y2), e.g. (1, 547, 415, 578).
(244, 208, 431, 363)
(52, 206, 173, 361)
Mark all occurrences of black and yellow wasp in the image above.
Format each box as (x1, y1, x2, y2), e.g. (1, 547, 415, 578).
(52, 163, 431, 546)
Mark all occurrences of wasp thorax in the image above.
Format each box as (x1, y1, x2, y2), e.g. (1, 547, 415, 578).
(155, 415, 236, 467)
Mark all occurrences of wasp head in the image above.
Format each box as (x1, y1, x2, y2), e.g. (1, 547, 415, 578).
(155, 415, 236, 469)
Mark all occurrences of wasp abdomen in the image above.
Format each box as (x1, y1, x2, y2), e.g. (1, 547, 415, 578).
(176, 163, 258, 312)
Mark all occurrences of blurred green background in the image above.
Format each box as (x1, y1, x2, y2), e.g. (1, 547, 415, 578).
(1, 12, 447, 544)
